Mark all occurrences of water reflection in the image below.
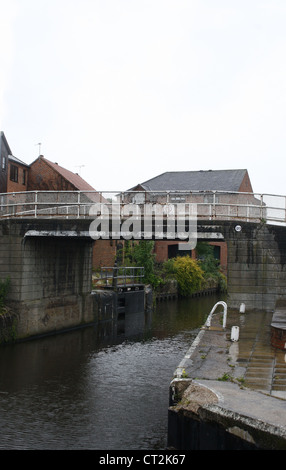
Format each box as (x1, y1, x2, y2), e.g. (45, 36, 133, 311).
(0, 294, 224, 450)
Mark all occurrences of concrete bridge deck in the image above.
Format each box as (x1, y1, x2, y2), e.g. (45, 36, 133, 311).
(168, 307, 286, 450)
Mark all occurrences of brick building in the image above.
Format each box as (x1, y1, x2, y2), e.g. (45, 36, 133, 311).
(0, 133, 116, 268)
(27, 155, 116, 268)
(0, 132, 10, 193)
(127, 169, 255, 273)
(0, 132, 30, 194)
(28, 155, 95, 192)
(129, 169, 253, 193)
(7, 155, 29, 193)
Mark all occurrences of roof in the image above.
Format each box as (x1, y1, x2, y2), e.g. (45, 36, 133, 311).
(132, 169, 251, 192)
(8, 154, 30, 167)
(40, 156, 96, 191)
(0, 131, 12, 156)
(1, 132, 30, 167)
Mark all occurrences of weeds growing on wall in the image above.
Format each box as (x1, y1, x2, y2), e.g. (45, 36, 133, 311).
(0, 277, 10, 313)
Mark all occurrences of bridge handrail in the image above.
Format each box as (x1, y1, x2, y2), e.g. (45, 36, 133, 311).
(205, 301, 228, 329)
(0, 189, 285, 225)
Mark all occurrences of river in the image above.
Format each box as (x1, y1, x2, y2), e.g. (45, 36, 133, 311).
(0, 293, 224, 450)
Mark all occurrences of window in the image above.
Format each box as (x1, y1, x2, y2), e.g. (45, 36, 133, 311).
(2, 156, 6, 171)
(10, 164, 18, 182)
(22, 169, 26, 185)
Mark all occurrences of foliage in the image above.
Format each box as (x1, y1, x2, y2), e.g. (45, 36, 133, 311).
(196, 242, 227, 292)
(117, 241, 227, 293)
(196, 242, 219, 277)
(165, 256, 204, 297)
(118, 241, 161, 287)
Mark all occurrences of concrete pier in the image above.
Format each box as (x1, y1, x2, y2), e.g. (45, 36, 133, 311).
(168, 307, 286, 450)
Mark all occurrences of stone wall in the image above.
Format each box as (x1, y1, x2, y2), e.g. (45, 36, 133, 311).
(225, 222, 286, 311)
(195, 220, 286, 312)
(0, 219, 96, 340)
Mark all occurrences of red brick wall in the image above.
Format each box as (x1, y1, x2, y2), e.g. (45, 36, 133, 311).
(92, 240, 117, 269)
(209, 241, 227, 275)
(154, 241, 197, 263)
(239, 171, 253, 193)
(28, 157, 75, 191)
(7, 163, 28, 193)
(154, 240, 227, 275)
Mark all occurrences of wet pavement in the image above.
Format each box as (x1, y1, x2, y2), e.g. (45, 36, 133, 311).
(170, 307, 286, 448)
(228, 310, 286, 399)
(174, 307, 286, 399)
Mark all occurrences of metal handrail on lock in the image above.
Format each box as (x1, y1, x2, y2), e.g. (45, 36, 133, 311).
(205, 301, 227, 329)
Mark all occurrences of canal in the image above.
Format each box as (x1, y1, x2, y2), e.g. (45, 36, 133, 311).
(0, 293, 224, 450)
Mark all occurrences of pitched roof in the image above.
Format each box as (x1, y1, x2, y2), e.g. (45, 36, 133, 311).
(1, 132, 29, 167)
(9, 154, 30, 167)
(132, 169, 251, 192)
(41, 157, 96, 191)
(0, 131, 12, 155)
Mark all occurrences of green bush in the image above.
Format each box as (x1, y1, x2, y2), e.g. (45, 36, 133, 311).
(171, 256, 204, 297)
(196, 242, 227, 292)
(118, 241, 162, 287)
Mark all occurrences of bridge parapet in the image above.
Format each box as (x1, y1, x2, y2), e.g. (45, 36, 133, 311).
(0, 190, 285, 225)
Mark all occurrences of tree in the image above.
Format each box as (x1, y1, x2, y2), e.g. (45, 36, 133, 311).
(118, 240, 161, 287)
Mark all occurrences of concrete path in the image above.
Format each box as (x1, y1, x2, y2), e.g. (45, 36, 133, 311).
(170, 307, 286, 449)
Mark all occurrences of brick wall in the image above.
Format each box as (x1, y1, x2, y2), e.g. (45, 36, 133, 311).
(7, 163, 28, 193)
(28, 157, 75, 191)
(154, 240, 227, 275)
(154, 241, 197, 263)
(92, 240, 117, 268)
(208, 241, 227, 275)
(238, 171, 253, 192)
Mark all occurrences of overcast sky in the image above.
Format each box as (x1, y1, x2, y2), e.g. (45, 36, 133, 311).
(1, 0, 286, 194)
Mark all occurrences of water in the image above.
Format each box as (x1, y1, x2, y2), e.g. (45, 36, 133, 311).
(0, 294, 223, 450)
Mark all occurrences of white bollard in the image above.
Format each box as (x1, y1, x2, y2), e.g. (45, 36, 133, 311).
(231, 326, 239, 342)
(239, 303, 245, 314)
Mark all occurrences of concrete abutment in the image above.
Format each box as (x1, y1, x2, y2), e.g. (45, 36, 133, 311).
(197, 221, 286, 312)
(2, 218, 286, 341)
(0, 219, 146, 341)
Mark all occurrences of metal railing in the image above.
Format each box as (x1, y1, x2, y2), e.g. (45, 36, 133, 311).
(93, 266, 145, 290)
(205, 301, 228, 329)
(0, 189, 286, 225)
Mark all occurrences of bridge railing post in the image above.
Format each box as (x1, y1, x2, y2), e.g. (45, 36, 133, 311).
(260, 194, 264, 221)
(212, 191, 216, 219)
(77, 191, 80, 218)
(34, 191, 38, 218)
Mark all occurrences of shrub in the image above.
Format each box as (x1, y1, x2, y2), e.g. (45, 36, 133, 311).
(172, 256, 204, 297)
(118, 240, 162, 287)
(196, 242, 227, 292)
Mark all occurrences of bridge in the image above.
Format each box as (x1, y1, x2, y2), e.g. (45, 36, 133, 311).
(1, 189, 286, 341)
(0, 189, 285, 224)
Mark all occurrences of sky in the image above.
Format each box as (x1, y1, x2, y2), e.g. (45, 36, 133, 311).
(1, 0, 286, 194)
